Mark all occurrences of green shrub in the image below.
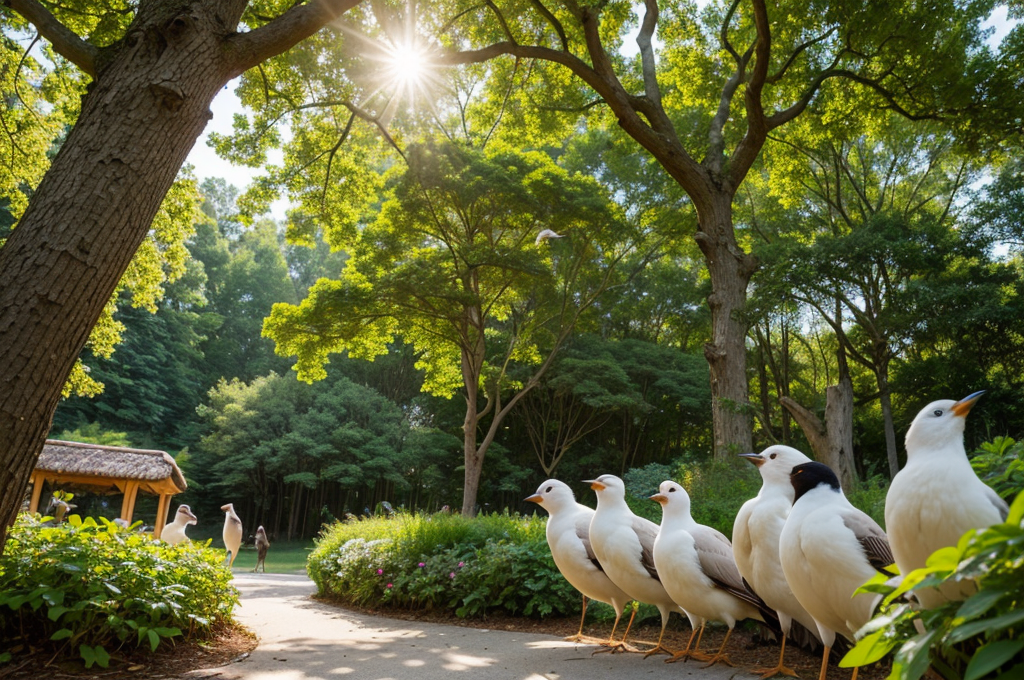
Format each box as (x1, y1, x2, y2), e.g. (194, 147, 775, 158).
(971, 436, 1024, 501)
(0, 513, 238, 667)
(846, 473, 889, 526)
(308, 511, 579, 618)
(842, 490, 1024, 680)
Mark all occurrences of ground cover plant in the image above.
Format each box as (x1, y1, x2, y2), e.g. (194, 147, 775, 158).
(0, 514, 238, 668)
(308, 511, 580, 619)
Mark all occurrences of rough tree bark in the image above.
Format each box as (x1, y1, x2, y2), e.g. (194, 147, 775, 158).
(0, 0, 361, 554)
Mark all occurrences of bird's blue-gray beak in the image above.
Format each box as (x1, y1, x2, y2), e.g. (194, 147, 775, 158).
(738, 452, 765, 467)
(951, 390, 985, 417)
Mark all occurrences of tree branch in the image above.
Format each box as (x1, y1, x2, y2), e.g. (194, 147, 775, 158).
(528, 0, 569, 51)
(766, 27, 836, 84)
(728, 0, 772, 188)
(225, 0, 364, 78)
(636, 0, 663, 111)
(4, 0, 97, 77)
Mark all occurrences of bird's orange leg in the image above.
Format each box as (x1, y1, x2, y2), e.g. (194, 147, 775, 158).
(818, 646, 832, 680)
(664, 621, 711, 663)
(700, 627, 737, 668)
(594, 607, 639, 654)
(564, 595, 589, 642)
(850, 666, 859, 680)
(641, 622, 674, 658)
(751, 633, 799, 678)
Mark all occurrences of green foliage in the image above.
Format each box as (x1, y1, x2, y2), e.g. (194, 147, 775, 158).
(0, 514, 237, 664)
(846, 474, 890, 527)
(674, 457, 763, 537)
(308, 511, 579, 618)
(971, 436, 1024, 501)
(842, 490, 1024, 680)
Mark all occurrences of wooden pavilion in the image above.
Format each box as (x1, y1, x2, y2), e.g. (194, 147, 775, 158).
(27, 439, 187, 539)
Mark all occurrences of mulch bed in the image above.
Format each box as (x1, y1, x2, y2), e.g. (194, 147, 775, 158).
(0, 624, 257, 680)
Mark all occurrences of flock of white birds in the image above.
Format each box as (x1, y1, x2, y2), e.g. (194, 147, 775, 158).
(527, 391, 1010, 680)
(162, 501, 269, 571)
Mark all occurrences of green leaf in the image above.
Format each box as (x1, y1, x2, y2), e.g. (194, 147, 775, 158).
(1007, 490, 1024, 525)
(80, 644, 96, 668)
(855, 571, 894, 596)
(147, 629, 159, 651)
(957, 589, 1005, 620)
(840, 629, 897, 668)
(925, 546, 961, 571)
(47, 604, 69, 621)
(50, 628, 73, 640)
(93, 645, 110, 668)
(966, 640, 1024, 680)
(950, 610, 1024, 643)
(41, 590, 65, 606)
(893, 629, 938, 680)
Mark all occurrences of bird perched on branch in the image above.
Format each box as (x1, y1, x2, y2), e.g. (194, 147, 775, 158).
(781, 462, 894, 680)
(162, 504, 198, 546)
(253, 525, 270, 573)
(221, 503, 243, 568)
(734, 445, 820, 678)
(535, 228, 564, 245)
(586, 474, 693, 657)
(652, 480, 774, 667)
(526, 480, 635, 650)
(885, 392, 1008, 608)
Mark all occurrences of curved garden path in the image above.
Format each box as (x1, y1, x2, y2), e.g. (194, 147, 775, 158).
(188, 573, 741, 680)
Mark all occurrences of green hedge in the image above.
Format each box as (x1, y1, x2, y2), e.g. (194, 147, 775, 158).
(0, 514, 238, 668)
(308, 511, 580, 618)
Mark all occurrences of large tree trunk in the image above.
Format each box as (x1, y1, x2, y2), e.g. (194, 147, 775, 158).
(0, 6, 234, 553)
(877, 370, 900, 479)
(695, 196, 756, 457)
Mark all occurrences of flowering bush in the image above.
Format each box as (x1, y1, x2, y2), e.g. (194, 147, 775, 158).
(308, 511, 578, 618)
(0, 513, 237, 668)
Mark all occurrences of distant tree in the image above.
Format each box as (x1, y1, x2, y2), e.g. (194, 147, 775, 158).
(265, 140, 658, 515)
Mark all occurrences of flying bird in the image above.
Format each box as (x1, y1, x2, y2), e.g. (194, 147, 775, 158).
(652, 480, 773, 667)
(585, 474, 695, 658)
(525, 480, 635, 650)
(221, 503, 243, 568)
(780, 462, 894, 680)
(162, 504, 198, 546)
(535, 228, 565, 245)
(253, 525, 270, 573)
(885, 392, 1008, 608)
(734, 445, 820, 678)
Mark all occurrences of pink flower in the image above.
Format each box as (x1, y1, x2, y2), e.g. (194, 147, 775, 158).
(387, 583, 393, 589)
(458, 562, 464, 568)
(418, 562, 425, 568)
(376, 569, 383, 575)
(449, 572, 456, 579)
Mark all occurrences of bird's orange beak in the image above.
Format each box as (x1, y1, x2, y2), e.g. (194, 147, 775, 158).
(650, 493, 668, 505)
(524, 494, 543, 503)
(951, 390, 985, 417)
(583, 479, 606, 491)
(738, 452, 765, 467)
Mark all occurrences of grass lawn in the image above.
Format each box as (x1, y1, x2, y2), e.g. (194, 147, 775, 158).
(228, 540, 314, 574)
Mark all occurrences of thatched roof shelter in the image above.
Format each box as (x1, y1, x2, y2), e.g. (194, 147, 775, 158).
(29, 439, 187, 538)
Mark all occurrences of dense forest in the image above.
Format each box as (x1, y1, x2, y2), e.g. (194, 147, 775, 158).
(1, 0, 1020, 540)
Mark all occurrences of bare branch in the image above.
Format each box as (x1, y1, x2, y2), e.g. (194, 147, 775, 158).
(528, 0, 569, 51)
(3, 0, 97, 77)
(636, 0, 663, 110)
(225, 0, 363, 78)
(720, 0, 743, 66)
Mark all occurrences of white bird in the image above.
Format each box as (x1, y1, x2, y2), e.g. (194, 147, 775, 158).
(734, 445, 820, 678)
(162, 504, 198, 546)
(585, 474, 697, 658)
(535, 228, 565, 245)
(221, 503, 243, 567)
(780, 462, 894, 680)
(885, 392, 1008, 608)
(525, 480, 635, 650)
(652, 480, 772, 667)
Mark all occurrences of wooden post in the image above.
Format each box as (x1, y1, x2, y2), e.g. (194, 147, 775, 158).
(120, 480, 140, 524)
(29, 472, 45, 513)
(154, 493, 170, 539)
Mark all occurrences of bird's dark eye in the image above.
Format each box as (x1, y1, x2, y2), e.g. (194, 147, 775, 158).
(933, 409, 943, 417)
(668, 487, 676, 493)
(545, 486, 552, 493)
(770, 453, 777, 460)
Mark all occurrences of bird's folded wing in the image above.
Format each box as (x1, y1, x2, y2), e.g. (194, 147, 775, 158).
(984, 485, 1010, 522)
(841, 510, 894, 573)
(631, 516, 661, 582)
(692, 526, 767, 610)
(575, 515, 604, 572)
